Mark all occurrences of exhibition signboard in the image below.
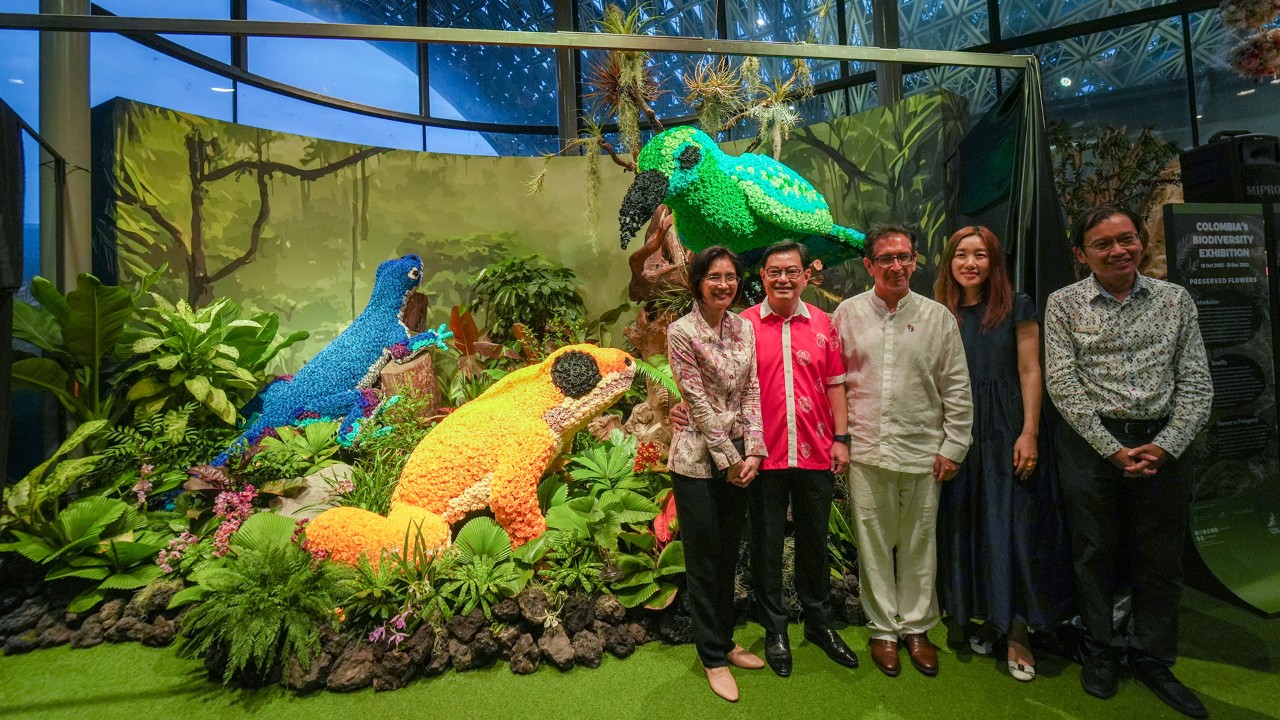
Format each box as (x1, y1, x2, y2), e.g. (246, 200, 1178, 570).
(1165, 202, 1280, 614)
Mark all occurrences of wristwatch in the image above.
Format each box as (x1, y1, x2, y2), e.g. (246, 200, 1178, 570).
(833, 434, 850, 443)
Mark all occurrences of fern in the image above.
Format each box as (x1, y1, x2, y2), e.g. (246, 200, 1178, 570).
(632, 355, 681, 402)
(176, 543, 345, 684)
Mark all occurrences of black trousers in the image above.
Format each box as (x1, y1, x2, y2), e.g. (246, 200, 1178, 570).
(1055, 419, 1189, 665)
(747, 468, 835, 634)
(672, 471, 750, 668)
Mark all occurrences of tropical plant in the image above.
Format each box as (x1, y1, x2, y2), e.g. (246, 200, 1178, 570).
(339, 552, 404, 629)
(684, 57, 745, 137)
(827, 501, 859, 578)
(566, 428, 647, 497)
(124, 294, 308, 424)
(96, 403, 237, 501)
(11, 274, 140, 427)
(341, 384, 439, 459)
(0, 496, 169, 612)
(244, 421, 342, 483)
(609, 539, 685, 609)
(539, 531, 606, 597)
(332, 451, 402, 516)
(2, 420, 109, 534)
(172, 512, 345, 685)
(439, 304, 517, 406)
(544, 488, 660, 555)
(1047, 121, 1180, 234)
(469, 256, 586, 345)
(438, 517, 531, 620)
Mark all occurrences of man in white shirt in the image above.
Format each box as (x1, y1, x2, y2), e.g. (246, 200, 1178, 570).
(833, 224, 973, 678)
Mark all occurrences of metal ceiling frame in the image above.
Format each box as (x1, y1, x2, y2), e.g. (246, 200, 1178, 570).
(0, 13, 1033, 68)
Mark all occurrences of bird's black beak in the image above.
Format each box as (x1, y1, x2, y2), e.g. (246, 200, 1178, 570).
(618, 170, 669, 250)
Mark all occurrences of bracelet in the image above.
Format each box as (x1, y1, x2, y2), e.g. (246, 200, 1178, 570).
(833, 433, 850, 443)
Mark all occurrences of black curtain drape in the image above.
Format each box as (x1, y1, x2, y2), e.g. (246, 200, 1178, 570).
(0, 98, 24, 486)
(952, 70, 1074, 312)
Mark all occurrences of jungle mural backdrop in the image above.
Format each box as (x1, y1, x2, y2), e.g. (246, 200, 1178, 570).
(96, 91, 966, 366)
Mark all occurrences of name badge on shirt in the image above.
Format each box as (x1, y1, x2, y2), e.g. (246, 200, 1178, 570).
(1075, 324, 1101, 334)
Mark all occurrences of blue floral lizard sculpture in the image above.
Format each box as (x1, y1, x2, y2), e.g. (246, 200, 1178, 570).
(213, 254, 451, 465)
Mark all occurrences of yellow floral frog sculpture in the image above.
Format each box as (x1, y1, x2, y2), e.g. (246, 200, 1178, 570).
(307, 345, 635, 563)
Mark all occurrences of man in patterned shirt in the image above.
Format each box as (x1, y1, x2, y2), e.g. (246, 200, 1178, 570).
(1044, 206, 1213, 719)
(673, 240, 860, 677)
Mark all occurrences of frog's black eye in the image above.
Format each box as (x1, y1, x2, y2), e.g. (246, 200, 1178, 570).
(551, 350, 602, 399)
(408, 267, 421, 281)
(677, 145, 701, 170)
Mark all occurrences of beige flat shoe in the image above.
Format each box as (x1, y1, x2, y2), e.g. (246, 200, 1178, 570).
(1007, 639, 1036, 682)
(727, 644, 765, 670)
(704, 666, 739, 702)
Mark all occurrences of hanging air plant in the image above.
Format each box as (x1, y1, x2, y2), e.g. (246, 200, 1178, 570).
(748, 78, 804, 159)
(683, 58, 744, 137)
(583, 4, 663, 157)
(583, 120, 604, 255)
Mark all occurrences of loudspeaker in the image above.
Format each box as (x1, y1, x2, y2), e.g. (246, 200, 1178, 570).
(1181, 131, 1280, 205)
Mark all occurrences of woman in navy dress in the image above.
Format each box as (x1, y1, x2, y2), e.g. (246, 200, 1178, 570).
(934, 226, 1074, 682)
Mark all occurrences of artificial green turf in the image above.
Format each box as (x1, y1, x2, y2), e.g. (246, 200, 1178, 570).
(1, 588, 1276, 720)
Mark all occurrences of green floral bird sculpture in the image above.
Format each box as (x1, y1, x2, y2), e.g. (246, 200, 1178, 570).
(618, 126, 866, 265)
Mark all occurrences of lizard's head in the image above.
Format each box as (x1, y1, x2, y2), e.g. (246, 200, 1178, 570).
(619, 126, 720, 250)
(372, 255, 425, 304)
(540, 345, 636, 436)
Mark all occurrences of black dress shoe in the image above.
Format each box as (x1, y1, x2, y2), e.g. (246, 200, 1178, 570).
(804, 627, 859, 669)
(764, 631, 792, 677)
(1131, 657, 1209, 719)
(1080, 655, 1120, 700)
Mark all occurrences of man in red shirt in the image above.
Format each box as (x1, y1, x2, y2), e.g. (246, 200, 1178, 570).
(674, 240, 858, 677)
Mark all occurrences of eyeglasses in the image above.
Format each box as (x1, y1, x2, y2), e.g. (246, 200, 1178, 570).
(870, 253, 916, 267)
(1083, 233, 1142, 253)
(705, 273, 739, 285)
(764, 267, 805, 279)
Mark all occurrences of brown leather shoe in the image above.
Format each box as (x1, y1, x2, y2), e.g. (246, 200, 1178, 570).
(704, 665, 739, 702)
(727, 644, 765, 670)
(869, 639, 901, 677)
(902, 633, 939, 676)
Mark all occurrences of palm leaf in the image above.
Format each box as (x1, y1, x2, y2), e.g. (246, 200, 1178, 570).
(453, 516, 513, 563)
(229, 512, 297, 554)
(48, 497, 129, 562)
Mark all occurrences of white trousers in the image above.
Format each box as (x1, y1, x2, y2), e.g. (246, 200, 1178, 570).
(848, 461, 941, 640)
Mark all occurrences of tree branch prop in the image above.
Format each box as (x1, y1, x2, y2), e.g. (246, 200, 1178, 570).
(600, 139, 637, 172)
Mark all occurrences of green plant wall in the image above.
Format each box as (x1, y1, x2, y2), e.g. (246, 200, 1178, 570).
(96, 90, 968, 366)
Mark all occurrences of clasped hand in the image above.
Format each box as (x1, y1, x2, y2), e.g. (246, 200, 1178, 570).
(1108, 443, 1169, 478)
(669, 402, 762, 487)
(728, 456, 761, 487)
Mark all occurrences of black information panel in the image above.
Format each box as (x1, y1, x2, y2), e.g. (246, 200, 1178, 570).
(1165, 202, 1280, 614)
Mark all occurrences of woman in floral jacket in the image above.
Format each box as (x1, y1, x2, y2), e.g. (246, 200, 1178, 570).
(666, 245, 768, 703)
